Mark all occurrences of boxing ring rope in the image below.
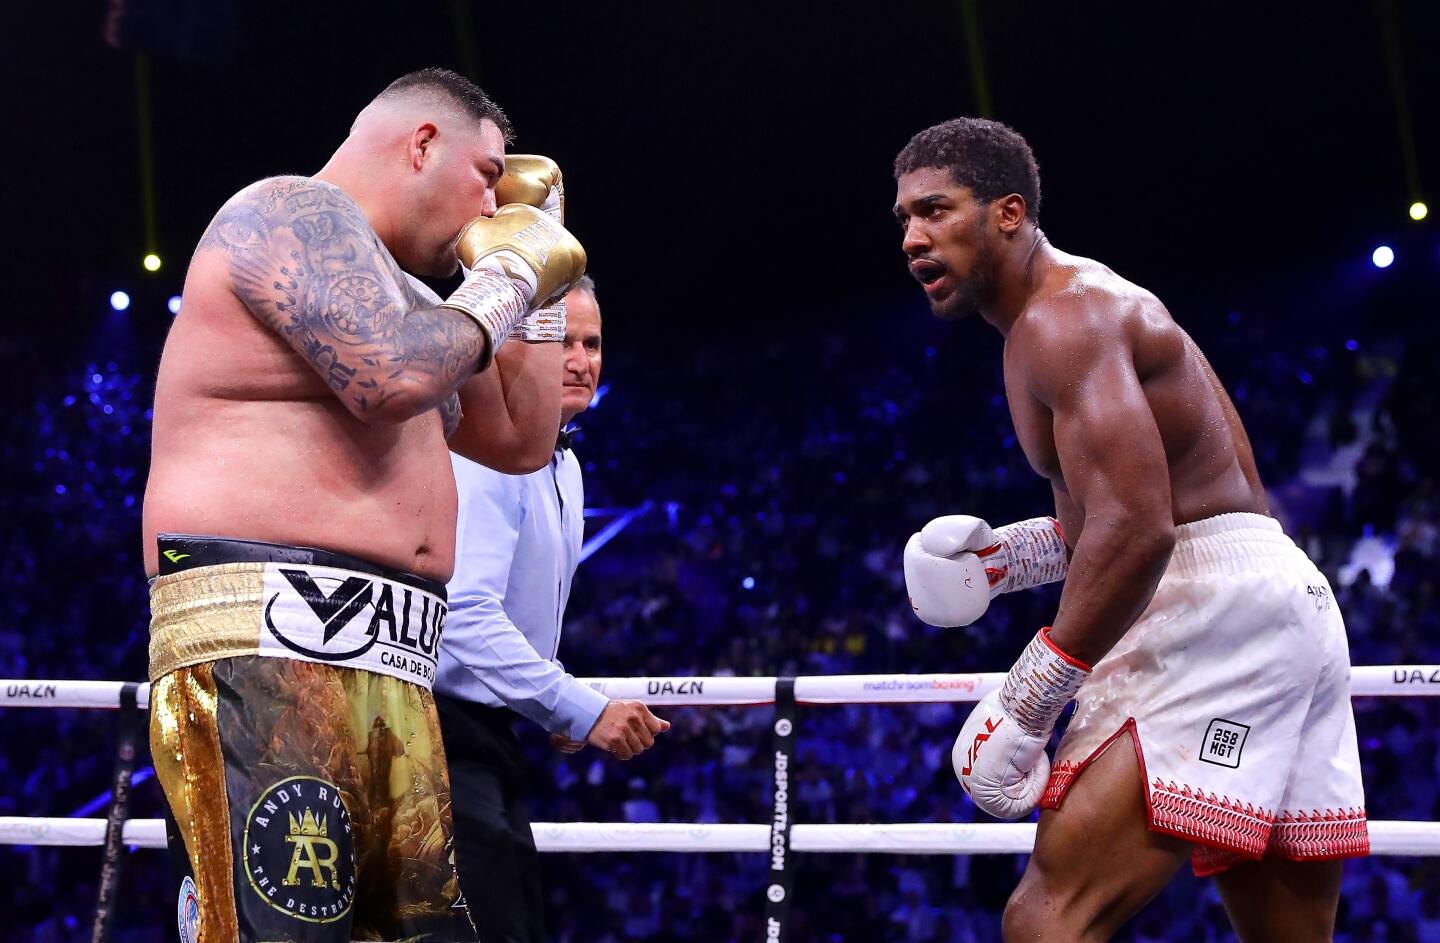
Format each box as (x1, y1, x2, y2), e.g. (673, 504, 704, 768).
(6, 817, 1440, 856)
(4, 666, 1439, 854)
(6, 664, 1439, 710)
(6, 667, 1440, 938)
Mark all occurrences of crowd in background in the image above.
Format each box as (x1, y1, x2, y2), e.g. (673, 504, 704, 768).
(2, 284, 1437, 941)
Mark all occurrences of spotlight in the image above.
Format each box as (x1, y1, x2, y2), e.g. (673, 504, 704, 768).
(741, 576, 756, 590)
(1411, 202, 1428, 222)
(109, 291, 131, 311)
(1371, 245, 1395, 269)
(143, 253, 162, 272)
(168, 295, 183, 315)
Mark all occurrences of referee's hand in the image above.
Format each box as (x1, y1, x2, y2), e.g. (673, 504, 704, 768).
(585, 700, 671, 760)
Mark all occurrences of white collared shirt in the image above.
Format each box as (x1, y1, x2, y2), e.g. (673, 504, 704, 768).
(435, 447, 609, 739)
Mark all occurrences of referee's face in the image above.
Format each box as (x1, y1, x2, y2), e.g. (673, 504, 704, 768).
(561, 288, 602, 424)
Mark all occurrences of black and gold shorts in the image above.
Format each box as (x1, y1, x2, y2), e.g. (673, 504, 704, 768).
(147, 535, 476, 942)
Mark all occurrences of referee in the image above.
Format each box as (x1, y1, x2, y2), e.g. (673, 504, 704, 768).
(435, 276, 670, 943)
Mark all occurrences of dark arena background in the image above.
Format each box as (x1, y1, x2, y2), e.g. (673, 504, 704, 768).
(3, 1, 1439, 940)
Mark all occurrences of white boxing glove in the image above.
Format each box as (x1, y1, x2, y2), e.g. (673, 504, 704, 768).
(904, 514, 1069, 627)
(952, 628, 1090, 819)
(951, 688, 1050, 820)
(904, 530, 991, 627)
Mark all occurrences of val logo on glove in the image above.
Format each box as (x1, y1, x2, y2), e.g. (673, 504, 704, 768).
(958, 715, 1003, 779)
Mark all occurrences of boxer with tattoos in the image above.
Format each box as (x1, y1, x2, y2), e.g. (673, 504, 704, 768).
(142, 68, 584, 942)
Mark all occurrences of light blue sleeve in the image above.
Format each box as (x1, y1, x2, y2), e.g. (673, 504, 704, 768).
(445, 458, 610, 739)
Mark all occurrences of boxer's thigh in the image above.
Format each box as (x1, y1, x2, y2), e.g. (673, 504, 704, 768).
(213, 656, 363, 942)
(1005, 733, 1193, 943)
(353, 678, 476, 942)
(1214, 857, 1342, 943)
(151, 664, 243, 943)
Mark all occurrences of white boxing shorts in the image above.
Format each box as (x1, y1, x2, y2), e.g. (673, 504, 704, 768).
(1039, 513, 1368, 877)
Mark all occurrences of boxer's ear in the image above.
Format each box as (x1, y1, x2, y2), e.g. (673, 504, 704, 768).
(995, 193, 1028, 239)
(409, 122, 439, 172)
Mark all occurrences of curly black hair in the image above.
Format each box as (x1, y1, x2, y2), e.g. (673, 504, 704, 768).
(375, 67, 514, 143)
(894, 118, 1041, 221)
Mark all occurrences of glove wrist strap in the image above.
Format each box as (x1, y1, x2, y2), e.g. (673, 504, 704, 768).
(440, 264, 536, 363)
(510, 296, 567, 343)
(984, 517, 1070, 595)
(999, 628, 1091, 738)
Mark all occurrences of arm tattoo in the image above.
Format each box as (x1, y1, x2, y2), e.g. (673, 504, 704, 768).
(439, 393, 463, 439)
(198, 177, 485, 417)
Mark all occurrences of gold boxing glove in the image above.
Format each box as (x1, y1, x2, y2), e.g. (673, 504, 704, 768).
(495, 155, 567, 342)
(439, 204, 587, 367)
(495, 154, 564, 223)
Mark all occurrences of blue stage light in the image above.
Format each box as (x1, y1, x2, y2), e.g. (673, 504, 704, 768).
(1372, 245, 1395, 269)
(168, 295, 183, 315)
(109, 291, 131, 311)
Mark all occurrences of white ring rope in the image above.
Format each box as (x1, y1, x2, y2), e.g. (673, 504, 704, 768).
(3, 665, 1439, 710)
(3, 818, 1438, 856)
(4, 668, 1439, 857)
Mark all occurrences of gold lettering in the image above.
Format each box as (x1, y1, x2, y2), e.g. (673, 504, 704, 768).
(282, 810, 342, 890)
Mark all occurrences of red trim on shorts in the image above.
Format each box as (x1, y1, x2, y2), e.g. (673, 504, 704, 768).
(1042, 720, 1270, 876)
(1039, 627, 1093, 673)
(1040, 717, 1144, 810)
(1040, 720, 1366, 878)
(1270, 809, 1370, 860)
(1190, 811, 1369, 877)
(1149, 781, 1274, 866)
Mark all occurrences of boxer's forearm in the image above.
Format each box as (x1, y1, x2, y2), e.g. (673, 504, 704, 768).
(356, 305, 490, 420)
(1047, 510, 1175, 666)
(202, 177, 488, 423)
(496, 341, 564, 471)
(276, 300, 488, 424)
(449, 342, 561, 474)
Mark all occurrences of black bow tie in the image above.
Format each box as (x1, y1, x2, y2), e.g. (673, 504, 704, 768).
(556, 426, 577, 452)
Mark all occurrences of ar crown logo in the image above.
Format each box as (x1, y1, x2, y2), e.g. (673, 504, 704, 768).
(285, 809, 340, 890)
(244, 776, 356, 924)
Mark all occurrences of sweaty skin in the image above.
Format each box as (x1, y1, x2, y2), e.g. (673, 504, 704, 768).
(896, 166, 1265, 665)
(144, 176, 514, 581)
(1004, 248, 1267, 664)
(899, 167, 1339, 942)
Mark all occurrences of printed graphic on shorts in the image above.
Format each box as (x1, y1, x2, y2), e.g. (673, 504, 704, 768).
(1306, 584, 1332, 612)
(1199, 718, 1250, 768)
(176, 876, 199, 943)
(242, 775, 357, 924)
(259, 564, 446, 685)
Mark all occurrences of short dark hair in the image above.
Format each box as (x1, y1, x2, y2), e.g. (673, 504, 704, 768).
(376, 67, 514, 143)
(894, 118, 1041, 221)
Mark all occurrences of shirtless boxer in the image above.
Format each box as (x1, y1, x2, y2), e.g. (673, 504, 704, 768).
(142, 68, 585, 942)
(895, 118, 1366, 941)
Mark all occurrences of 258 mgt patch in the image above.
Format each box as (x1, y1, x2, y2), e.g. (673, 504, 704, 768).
(242, 776, 357, 924)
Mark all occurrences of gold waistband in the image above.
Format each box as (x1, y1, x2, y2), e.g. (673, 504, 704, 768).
(148, 563, 268, 681)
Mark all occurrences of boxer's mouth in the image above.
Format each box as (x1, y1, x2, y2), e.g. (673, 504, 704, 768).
(910, 259, 947, 287)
